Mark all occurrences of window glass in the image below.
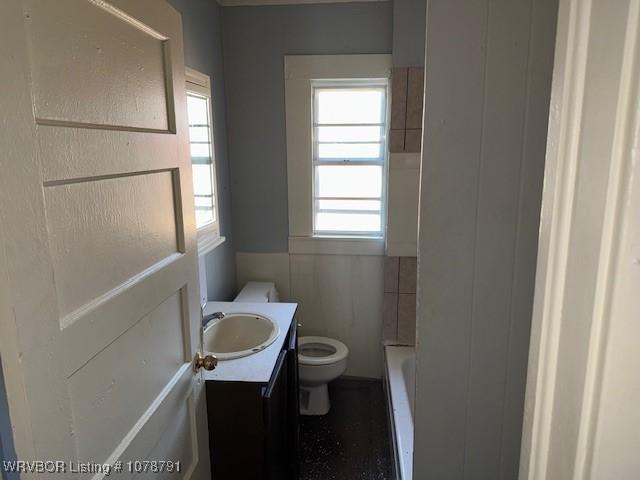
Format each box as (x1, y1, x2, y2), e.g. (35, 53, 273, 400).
(315, 212, 381, 233)
(312, 83, 387, 236)
(316, 89, 384, 124)
(317, 125, 382, 143)
(186, 93, 216, 229)
(316, 165, 382, 198)
(317, 143, 381, 159)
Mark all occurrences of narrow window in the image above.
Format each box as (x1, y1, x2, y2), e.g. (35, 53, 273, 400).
(186, 68, 223, 254)
(312, 81, 388, 237)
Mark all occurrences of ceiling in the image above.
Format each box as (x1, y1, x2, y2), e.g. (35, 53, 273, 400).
(219, 0, 389, 7)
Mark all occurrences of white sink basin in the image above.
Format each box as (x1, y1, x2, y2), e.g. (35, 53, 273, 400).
(203, 313, 279, 360)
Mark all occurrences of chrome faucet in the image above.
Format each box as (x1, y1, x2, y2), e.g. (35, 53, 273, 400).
(203, 310, 225, 325)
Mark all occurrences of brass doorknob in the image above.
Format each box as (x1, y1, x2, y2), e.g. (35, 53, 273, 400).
(193, 353, 218, 372)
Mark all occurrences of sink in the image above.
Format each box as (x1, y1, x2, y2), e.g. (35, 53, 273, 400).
(203, 313, 279, 360)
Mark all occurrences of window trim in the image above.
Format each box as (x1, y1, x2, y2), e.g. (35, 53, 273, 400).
(185, 67, 225, 256)
(284, 54, 392, 254)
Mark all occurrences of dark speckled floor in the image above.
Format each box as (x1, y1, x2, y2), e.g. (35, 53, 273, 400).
(300, 378, 392, 480)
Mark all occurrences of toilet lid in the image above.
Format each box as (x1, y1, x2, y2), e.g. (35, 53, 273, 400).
(298, 336, 349, 366)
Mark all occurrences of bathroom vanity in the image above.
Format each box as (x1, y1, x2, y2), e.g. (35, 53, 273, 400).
(202, 301, 299, 480)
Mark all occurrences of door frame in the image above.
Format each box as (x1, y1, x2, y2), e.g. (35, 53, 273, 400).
(0, 0, 40, 461)
(519, 0, 640, 478)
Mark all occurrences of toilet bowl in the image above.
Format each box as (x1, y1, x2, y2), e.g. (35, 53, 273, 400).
(298, 336, 349, 415)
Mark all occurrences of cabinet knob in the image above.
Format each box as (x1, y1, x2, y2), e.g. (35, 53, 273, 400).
(193, 352, 218, 372)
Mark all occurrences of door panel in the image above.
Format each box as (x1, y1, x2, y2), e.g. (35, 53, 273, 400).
(38, 127, 180, 180)
(25, 0, 172, 131)
(286, 323, 300, 478)
(44, 170, 180, 323)
(264, 351, 289, 480)
(67, 291, 186, 463)
(59, 258, 188, 377)
(0, 0, 210, 478)
(114, 370, 197, 476)
(132, 394, 197, 480)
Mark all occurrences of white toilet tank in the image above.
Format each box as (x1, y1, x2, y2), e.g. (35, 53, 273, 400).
(233, 281, 280, 303)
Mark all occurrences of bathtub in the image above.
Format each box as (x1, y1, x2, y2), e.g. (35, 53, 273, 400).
(384, 346, 415, 480)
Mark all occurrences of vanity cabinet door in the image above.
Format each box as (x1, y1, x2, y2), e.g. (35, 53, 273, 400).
(263, 350, 289, 480)
(206, 381, 265, 480)
(286, 321, 300, 477)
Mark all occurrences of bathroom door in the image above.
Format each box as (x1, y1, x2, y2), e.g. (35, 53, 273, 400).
(0, 0, 212, 478)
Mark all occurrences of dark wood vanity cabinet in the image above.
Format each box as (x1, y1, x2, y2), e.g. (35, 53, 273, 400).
(206, 321, 299, 480)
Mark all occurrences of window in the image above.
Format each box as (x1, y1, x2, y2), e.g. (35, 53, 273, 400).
(187, 93, 216, 228)
(312, 82, 387, 236)
(185, 68, 224, 254)
(285, 54, 391, 255)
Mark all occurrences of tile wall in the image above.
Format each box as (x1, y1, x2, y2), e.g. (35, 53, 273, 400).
(390, 66, 424, 153)
(383, 65, 423, 346)
(383, 256, 417, 345)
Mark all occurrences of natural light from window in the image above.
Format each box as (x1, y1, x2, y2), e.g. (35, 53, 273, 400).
(186, 93, 216, 229)
(312, 83, 387, 236)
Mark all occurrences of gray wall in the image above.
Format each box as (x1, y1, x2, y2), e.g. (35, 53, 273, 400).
(414, 0, 558, 478)
(221, 2, 393, 253)
(168, 0, 237, 300)
(393, 0, 426, 66)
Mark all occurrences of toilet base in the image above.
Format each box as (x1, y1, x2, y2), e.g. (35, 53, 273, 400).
(299, 384, 330, 415)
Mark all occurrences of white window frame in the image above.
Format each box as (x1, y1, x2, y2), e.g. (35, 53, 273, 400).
(284, 54, 392, 255)
(185, 67, 225, 256)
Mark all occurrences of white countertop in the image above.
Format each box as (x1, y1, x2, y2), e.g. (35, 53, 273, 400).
(202, 301, 298, 383)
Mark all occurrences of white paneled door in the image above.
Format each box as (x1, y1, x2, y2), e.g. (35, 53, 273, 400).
(0, 0, 212, 478)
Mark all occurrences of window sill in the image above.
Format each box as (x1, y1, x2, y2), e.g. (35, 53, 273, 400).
(288, 235, 384, 256)
(198, 234, 226, 257)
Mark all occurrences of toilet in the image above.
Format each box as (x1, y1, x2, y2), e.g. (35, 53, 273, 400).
(234, 281, 349, 416)
(234, 281, 280, 303)
(298, 336, 349, 416)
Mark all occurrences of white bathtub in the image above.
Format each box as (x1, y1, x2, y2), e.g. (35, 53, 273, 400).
(384, 346, 415, 480)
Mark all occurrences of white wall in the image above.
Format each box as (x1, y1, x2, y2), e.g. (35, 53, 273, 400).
(235, 252, 291, 299)
(386, 153, 420, 257)
(236, 252, 384, 378)
(414, 0, 558, 478)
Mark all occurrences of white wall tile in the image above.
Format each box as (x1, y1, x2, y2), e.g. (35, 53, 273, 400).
(384, 256, 399, 293)
(399, 256, 417, 294)
(383, 292, 398, 344)
(397, 293, 416, 345)
(235, 251, 385, 378)
(387, 153, 420, 257)
(290, 254, 384, 378)
(235, 252, 291, 300)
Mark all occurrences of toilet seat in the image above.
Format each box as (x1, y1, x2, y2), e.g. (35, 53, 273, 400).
(298, 336, 349, 366)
